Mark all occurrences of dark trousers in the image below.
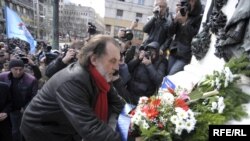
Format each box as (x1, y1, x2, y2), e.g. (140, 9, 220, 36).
(0, 117, 12, 141)
(10, 111, 23, 141)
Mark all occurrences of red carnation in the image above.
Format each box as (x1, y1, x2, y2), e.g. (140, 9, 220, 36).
(175, 98, 189, 111)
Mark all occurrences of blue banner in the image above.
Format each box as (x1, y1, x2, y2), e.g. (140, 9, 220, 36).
(117, 103, 135, 141)
(5, 6, 37, 53)
(161, 76, 176, 90)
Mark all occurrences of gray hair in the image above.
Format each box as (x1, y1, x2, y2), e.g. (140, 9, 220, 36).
(78, 34, 120, 67)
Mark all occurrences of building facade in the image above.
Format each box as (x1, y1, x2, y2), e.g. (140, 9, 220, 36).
(34, 0, 51, 40)
(104, 0, 154, 45)
(59, 2, 104, 41)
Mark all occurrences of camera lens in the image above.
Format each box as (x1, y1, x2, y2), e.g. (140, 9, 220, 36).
(180, 7, 186, 16)
(125, 30, 133, 41)
(153, 10, 159, 15)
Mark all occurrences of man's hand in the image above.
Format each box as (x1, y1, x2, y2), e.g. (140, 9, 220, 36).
(175, 11, 188, 24)
(142, 56, 152, 66)
(62, 48, 76, 64)
(130, 20, 138, 30)
(139, 50, 145, 60)
(153, 5, 160, 18)
(175, 3, 188, 24)
(0, 113, 7, 121)
(27, 57, 35, 66)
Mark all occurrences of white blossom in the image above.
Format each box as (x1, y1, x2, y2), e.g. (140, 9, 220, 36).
(217, 97, 225, 113)
(170, 115, 178, 124)
(161, 93, 175, 105)
(185, 120, 196, 133)
(211, 102, 217, 112)
(175, 127, 183, 135)
(138, 97, 149, 104)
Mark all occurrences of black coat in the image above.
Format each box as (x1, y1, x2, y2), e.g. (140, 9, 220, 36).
(143, 13, 173, 50)
(21, 62, 125, 141)
(126, 56, 168, 104)
(0, 81, 11, 113)
(0, 72, 38, 111)
(45, 57, 68, 78)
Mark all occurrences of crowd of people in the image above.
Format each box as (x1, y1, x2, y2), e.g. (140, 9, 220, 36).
(0, 0, 203, 141)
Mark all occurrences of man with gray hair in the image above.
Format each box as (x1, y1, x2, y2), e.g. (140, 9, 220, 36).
(20, 35, 125, 141)
(143, 0, 173, 55)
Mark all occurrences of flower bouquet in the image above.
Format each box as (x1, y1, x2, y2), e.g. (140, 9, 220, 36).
(129, 87, 196, 141)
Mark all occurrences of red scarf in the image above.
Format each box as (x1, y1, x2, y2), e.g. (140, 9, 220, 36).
(89, 64, 110, 123)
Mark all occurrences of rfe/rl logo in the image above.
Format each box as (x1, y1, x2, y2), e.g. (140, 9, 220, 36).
(213, 129, 247, 136)
(209, 125, 250, 140)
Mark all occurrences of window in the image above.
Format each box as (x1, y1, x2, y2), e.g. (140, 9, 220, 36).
(136, 12, 143, 20)
(138, 0, 144, 5)
(116, 9, 123, 17)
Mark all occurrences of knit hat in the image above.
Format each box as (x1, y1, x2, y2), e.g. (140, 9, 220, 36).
(9, 59, 24, 69)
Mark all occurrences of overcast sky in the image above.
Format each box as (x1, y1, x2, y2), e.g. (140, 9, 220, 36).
(67, 0, 105, 17)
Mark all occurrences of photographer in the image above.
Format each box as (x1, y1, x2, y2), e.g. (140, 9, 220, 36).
(85, 22, 97, 42)
(125, 42, 168, 104)
(45, 42, 83, 78)
(142, 0, 173, 54)
(167, 0, 202, 75)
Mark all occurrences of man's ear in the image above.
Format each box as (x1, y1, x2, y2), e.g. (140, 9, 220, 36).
(90, 54, 98, 66)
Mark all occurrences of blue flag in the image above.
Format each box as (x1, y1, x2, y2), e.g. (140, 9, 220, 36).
(5, 6, 37, 53)
(117, 103, 135, 141)
(161, 76, 176, 90)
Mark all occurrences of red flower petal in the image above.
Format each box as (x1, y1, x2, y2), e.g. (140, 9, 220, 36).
(175, 98, 189, 111)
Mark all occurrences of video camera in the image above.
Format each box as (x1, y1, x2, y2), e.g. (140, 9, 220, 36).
(144, 50, 152, 59)
(45, 52, 59, 65)
(179, 0, 191, 16)
(138, 45, 152, 59)
(87, 22, 96, 35)
(121, 29, 134, 41)
(14, 53, 29, 64)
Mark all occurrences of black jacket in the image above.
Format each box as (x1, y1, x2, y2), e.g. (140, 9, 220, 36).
(126, 56, 168, 104)
(143, 13, 173, 50)
(45, 57, 68, 78)
(0, 72, 38, 111)
(0, 81, 11, 113)
(20, 62, 125, 141)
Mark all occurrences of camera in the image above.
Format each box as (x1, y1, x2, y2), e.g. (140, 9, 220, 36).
(179, 0, 191, 16)
(21, 57, 29, 64)
(121, 29, 134, 41)
(144, 50, 152, 59)
(62, 46, 77, 63)
(153, 9, 160, 15)
(45, 52, 59, 65)
(153, 5, 160, 16)
(87, 22, 96, 35)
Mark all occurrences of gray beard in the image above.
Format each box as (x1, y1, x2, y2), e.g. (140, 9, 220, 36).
(95, 63, 111, 83)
